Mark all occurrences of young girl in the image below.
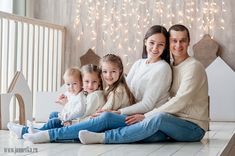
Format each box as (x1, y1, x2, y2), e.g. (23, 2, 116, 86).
(22, 54, 136, 143)
(71, 64, 104, 123)
(100, 54, 135, 111)
(7, 65, 104, 138)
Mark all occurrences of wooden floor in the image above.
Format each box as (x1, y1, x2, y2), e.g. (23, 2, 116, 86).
(0, 122, 234, 156)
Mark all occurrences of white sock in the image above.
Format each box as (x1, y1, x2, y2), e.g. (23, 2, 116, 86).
(7, 122, 23, 139)
(27, 120, 40, 134)
(26, 120, 33, 127)
(79, 130, 104, 144)
(23, 130, 50, 143)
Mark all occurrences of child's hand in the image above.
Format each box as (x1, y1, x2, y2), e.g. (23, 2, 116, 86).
(63, 121, 72, 126)
(55, 94, 68, 105)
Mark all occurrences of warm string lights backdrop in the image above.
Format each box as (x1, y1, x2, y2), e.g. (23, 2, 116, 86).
(74, 0, 226, 72)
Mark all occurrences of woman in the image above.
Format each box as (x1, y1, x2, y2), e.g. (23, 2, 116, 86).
(23, 25, 172, 143)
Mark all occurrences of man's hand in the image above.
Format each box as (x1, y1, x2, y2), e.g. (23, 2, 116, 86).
(125, 114, 145, 125)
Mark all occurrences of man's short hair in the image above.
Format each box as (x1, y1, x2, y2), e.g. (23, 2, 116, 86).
(169, 24, 190, 42)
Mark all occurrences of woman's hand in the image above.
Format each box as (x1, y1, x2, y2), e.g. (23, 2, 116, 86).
(125, 114, 145, 125)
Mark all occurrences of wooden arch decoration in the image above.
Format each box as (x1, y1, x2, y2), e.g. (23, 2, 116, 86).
(0, 71, 32, 129)
(15, 94, 26, 125)
(0, 93, 26, 129)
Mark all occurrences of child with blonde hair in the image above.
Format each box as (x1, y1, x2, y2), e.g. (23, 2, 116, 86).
(55, 67, 84, 123)
(7, 65, 104, 138)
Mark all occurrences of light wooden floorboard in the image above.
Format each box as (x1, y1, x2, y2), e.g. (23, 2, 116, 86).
(0, 122, 234, 156)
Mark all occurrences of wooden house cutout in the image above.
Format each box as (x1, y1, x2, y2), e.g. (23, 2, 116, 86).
(80, 49, 101, 67)
(193, 34, 219, 68)
(0, 71, 33, 129)
(206, 57, 235, 121)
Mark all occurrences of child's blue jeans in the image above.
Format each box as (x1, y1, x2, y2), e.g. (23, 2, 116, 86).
(21, 111, 63, 136)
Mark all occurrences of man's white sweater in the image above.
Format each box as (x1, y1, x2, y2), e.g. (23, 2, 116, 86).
(145, 57, 209, 131)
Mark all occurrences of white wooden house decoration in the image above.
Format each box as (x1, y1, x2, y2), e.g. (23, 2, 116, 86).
(0, 72, 33, 129)
(206, 57, 235, 121)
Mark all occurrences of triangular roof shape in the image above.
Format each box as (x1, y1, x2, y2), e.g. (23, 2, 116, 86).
(193, 34, 219, 68)
(80, 49, 101, 67)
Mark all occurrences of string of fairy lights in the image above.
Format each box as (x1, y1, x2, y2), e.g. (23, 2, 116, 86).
(74, 0, 226, 71)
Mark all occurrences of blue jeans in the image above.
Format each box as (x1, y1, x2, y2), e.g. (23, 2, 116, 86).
(105, 112, 205, 143)
(48, 112, 127, 142)
(39, 111, 63, 130)
(21, 111, 63, 137)
(49, 111, 59, 119)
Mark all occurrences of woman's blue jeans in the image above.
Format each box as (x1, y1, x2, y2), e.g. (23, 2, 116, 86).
(104, 112, 205, 143)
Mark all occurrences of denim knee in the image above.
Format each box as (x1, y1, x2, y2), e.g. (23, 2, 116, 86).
(144, 112, 169, 129)
(147, 112, 168, 121)
(99, 112, 116, 119)
(51, 118, 62, 125)
(154, 112, 168, 118)
(49, 111, 59, 119)
(98, 112, 126, 126)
